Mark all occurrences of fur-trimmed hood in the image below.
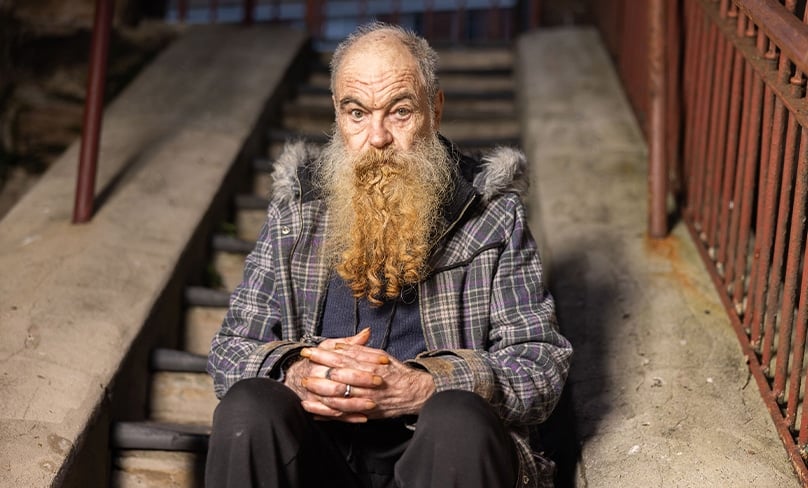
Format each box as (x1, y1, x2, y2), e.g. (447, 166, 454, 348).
(270, 138, 529, 206)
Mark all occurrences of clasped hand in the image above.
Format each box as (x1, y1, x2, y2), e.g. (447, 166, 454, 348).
(283, 328, 435, 423)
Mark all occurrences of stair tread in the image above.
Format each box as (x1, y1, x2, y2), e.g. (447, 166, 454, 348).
(151, 348, 208, 373)
(185, 287, 231, 308)
(111, 421, 210, 452)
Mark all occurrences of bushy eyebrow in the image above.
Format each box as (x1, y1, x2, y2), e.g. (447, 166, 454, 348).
(338, 92, 418, 111)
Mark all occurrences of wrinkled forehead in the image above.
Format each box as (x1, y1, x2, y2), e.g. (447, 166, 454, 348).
(334, 34, 423, 90)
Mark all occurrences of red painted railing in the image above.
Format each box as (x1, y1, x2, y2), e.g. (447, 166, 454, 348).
(73, 0, 113, 223)
(596, 0, 808, 481)
(679, 0, 808, 481)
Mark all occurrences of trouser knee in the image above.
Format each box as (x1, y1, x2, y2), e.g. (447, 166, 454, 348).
(211, 377, 302, 435)
(417, 390, 506, 447)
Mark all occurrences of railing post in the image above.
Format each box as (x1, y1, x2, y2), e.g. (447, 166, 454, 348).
(73, 0, 113, 224)
(178, 0, 188, 22)
(306, 0, 323, 40)
(648, 0, 668, 237)
(244, 0, 255, 26)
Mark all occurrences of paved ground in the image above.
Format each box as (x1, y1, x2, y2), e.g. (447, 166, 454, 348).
(517, 27, 800, 487)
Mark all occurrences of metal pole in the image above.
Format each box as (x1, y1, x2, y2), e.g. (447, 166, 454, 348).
(648, 0, 668, 237)
(178, 0, 188, 22)
(244, 0, 255, 26)
(306, 0, 323, 40)
(73, 0, 113, 224)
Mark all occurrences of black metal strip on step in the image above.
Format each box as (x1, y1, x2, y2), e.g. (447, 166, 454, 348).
(268, 128, 329, 144)
(111, 421, 210, 452)
(253, 157, 273, 173)
(184, 286, 230, 308)
(150, 348, 208, 373)
(235, 194, 270, 210)
(212, 234, 254, 254)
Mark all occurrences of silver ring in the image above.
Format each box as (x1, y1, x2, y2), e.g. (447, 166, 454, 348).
(343, 384, 352, 398)
(324, 367, 333, 380)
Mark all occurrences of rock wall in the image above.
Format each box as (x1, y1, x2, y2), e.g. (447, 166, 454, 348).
(0, 0, 176, 217)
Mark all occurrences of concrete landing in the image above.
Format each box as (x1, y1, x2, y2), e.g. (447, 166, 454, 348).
(517, 27, 800, 486)
(0, 25, 307, 487)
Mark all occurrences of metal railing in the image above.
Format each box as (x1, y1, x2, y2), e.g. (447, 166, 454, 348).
(679, 0, 808, 482)
(592, 0, 808, 481)
(165, 0, 536, 45)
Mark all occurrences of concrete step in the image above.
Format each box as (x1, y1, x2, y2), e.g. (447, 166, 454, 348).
(183, 306, 227, 356)
(250, 157, 274, 197)
(149, 372, 218, 425)
(112, 421, 210, 451)
(212, 251, 246, 293)
(232, 194, 268, 244)
(151, 349, 208, 374)
(436, 47, 514, 71)
(111, 450, 204, 488)
(317, 47, 514, 72)
(306, 70, 514, 93)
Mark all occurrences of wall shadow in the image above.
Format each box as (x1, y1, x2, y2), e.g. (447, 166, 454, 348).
(536, 236, 622, 486)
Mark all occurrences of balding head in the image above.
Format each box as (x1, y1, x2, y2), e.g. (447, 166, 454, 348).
(330, 22, 440, 104)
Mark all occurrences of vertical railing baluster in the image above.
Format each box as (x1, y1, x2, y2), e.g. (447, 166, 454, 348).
(716, 24, 743, 271)
(244, 0, 255, 25)
(796, 235, 808, 445)
(692, 19, 719, 234)
(178, 0, 188, 22)
(682, 0, 701, 211)
(744, 28, 778, 339)
(703, 16, 731, 250)
(724, 14, 752, 287)
(306, 0, 324, 41)
(488, 0, 502, 41)
(777, 120, 807, 408)
(730, 20, 764, 312)
(425, 0, 435, 39)
(648, 0, 668, 237)
(73, 0, 114, 223)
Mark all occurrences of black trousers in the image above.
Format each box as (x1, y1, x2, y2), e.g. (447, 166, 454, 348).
(205, 377, 519, 488)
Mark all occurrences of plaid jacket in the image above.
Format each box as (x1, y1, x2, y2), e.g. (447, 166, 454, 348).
(208, 138, 573, 487)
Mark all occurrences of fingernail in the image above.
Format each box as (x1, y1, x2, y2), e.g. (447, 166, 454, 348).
(335, 343, 347, 350)
(301, 378, 308, 387)
(359, 327, 371, 334)
(299, 348, 312, 358)
(377, 355, 390, 364)
(372, 375, 383, 386)
(365, 401, 376, 410)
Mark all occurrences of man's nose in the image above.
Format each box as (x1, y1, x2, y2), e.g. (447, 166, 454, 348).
(368, 114, 393, 148)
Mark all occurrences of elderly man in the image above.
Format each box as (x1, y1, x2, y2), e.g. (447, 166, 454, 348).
(206, 22, 572, 488)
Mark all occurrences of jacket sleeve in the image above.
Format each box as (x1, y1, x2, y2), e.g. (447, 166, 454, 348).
(410, 195, 572, 426)
(206, 206, 309, 399)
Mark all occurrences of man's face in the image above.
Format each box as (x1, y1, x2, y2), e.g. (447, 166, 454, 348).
(332, 35, 442, 154)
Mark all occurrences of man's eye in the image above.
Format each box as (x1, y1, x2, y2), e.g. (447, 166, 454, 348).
(350, 109, 364, 120)
(396, 107, 411, 117)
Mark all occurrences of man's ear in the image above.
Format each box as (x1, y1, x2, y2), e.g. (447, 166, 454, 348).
(433, 90, 444, 130)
